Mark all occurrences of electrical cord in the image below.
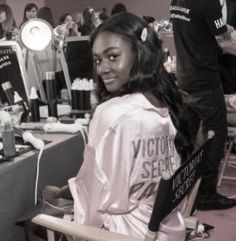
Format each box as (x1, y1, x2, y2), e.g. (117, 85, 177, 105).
(16, 125, 87, 206)
(16, 128, 45, 205)
(34, 146, 44, 205)
(31, 126, 88, 205)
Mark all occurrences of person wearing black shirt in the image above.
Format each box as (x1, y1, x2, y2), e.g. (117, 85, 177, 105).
(170, 0, 236, 210)
(220, 0, 236, 95)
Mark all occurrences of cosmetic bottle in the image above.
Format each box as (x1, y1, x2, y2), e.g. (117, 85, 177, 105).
(82, 78, 91, 111)
(30, 87, 40, 122)
(14, 91, 29, 123)
(163, 48, 170, 62)
(14, 91, 28, 112)
(78, 79, 84, 110)
(71, 80, 79, 110)
(45, 71, 58, 118)
(2, 122, 16, 157)
(1, 81, 14, 105)
(71, 79, 84, 110)
(90, 79, 97, 109)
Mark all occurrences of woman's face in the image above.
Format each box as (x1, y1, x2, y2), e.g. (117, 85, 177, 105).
(26, 7, 37, 20)
(0, 10, 6, 23)
(93, 32, 134, 93)
(64, 15, 73, 23)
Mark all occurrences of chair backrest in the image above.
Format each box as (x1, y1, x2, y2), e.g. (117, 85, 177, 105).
(148, 138, 212, 233)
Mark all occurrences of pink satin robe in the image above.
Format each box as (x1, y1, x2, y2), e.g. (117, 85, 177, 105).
(69, 93, 186, 241)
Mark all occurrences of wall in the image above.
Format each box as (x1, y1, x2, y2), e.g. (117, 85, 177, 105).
(3, 0, 175, 55)
(6, 0, 45, 26)
(45, 0, 171, 24)
(44, 0, 174, 55)
(4, 0, 171, 27)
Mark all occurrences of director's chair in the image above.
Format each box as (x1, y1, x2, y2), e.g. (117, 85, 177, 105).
(31, 139, 212, 241)
(217, 127, 236, 186)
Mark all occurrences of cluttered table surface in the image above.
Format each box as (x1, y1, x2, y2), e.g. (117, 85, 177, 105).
(0, 130, 85, 241)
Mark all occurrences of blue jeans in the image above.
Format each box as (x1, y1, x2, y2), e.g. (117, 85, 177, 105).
(180, 87, 227, 194)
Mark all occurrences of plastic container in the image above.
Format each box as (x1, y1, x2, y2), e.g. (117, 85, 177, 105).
(2, 122, 16, 157)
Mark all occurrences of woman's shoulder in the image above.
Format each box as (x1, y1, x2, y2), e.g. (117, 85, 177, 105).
(91, 95, 135, 127)
(88, 93, 173, 146)
(95, 94, 143, 116)
(91, 93, 169, 129)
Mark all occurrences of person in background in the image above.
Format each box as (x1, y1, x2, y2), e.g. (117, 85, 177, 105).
(0, 4, 19, 40)
(37, 6, 55, 28)
(20, 3, 38, 28)
(99, 11, 108, 23)
(220, 0, 236, 94)
(40, 12, 193, 241)
(93, 11, 107, 27)
(143, 15, 155, 25)
(219, 0, 236, 96)
(170, 0, 236, 211)
(78, 7, 96, 36)
(220, 0, 236, 132)
(111, 2, 127, 15)
(72, 11, 83, 29)
(143, 15, 160, 33)
(101, 7, 108, 18)
(59, 13, 80, 37)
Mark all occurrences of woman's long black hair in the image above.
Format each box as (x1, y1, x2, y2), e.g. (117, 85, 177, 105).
(90, 12, 193, 162)
(22, 3, 38, 23)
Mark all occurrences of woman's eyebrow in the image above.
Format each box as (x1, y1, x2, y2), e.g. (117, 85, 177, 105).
(93, 46, 119, 56)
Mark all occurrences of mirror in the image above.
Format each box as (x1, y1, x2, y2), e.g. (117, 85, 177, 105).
(64, 36, 93, 81)
(0, 41, 30, 105)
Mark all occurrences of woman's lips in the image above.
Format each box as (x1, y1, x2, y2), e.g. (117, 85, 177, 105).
(103, 77, 117, 84)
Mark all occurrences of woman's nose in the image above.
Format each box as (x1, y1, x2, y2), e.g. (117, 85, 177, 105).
(97, 60, 110, 74)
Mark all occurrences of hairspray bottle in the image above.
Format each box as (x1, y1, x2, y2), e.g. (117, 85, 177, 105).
(30, 87, 40, 122)
(45, 71, 58, 118)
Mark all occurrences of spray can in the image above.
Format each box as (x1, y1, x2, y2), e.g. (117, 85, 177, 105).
(45, 71, 58, 118)
(30, 87, 40, 122)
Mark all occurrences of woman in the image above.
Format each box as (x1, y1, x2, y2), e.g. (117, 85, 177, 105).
(0, 4, 19, 40)
(66, 12, 193, 241)
(58, 12, 80, 37)
(37, 6, 55, 28)
(78, 7, 96, 36)
(20, 3, 38, 28)
(111, 3, 127, 15)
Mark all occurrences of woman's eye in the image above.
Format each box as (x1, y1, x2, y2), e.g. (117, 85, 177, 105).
(109, 55, 117, 61)
(94, 58, 101, 66)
